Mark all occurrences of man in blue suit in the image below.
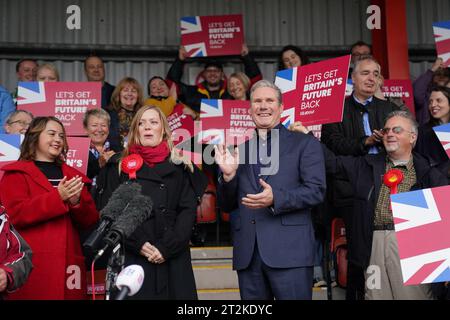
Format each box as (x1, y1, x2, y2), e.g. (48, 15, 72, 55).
(215, 80, 326, 300)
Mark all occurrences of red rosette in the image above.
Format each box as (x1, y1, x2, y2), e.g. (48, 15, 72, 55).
(121, 154, 143, 180)
(383, 168, 404, 194)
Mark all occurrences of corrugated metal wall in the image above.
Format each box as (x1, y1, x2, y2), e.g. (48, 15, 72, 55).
(0, 0, 449, 93)
(0, 0, 372, 46)
(406, 0, 450, 46)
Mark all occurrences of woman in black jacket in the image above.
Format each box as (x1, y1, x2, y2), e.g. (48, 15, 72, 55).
(95, 106, 207, 299)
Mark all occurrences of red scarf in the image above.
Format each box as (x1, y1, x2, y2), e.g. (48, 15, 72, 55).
(129, 141, 170, 168)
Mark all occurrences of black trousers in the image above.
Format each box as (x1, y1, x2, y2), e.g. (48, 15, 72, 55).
(334, 206, 365, 300)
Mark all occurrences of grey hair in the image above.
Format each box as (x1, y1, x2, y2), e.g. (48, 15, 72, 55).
(352, 56, 381, 75)
(385, 110, 418, 135)
(5, 109, 34, 124)
(250, 79, 283, 105)
(83, 108, 111, 128)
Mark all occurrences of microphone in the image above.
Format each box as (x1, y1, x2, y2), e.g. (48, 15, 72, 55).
(95, 194, 153, 258)
(115, 264, 145, 300)
(83, 182, 142, 254)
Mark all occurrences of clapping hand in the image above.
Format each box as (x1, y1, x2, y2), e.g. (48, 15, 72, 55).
(58, 176, 83, 206)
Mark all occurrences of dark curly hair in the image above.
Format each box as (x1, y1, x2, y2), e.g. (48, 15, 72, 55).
(428, 86, 450, 126)
(278, 45, 310, 70)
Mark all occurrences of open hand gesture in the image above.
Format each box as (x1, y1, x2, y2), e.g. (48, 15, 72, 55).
(241, 179, 274, 209)
(214, 144, 239, 182)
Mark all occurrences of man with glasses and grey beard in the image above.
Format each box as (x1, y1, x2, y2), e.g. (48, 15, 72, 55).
(320, 56, 400, 300)
(215, 80, 326, 300)
(292, 110, 447, 299)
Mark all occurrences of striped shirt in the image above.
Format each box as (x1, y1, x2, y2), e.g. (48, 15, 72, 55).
(34, 161, 63, 188)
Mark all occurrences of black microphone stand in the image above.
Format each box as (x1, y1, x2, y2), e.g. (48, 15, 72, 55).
(104, 242, 125, 300)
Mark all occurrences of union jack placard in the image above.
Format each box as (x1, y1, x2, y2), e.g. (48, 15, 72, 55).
(0, 134, 90, 177)
(181, 14, 243, 57)
(391, 185, 450, 285)
(17, 82, 101, 136)
(0, 134, 23, 180)
(433, 123, 450, 159)
(433, 20, 450, 67)
(274, 55, 350, 126)
(199, 99, 254, 145)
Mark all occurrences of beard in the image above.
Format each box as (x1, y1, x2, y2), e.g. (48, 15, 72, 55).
(384, 142, 399, 153)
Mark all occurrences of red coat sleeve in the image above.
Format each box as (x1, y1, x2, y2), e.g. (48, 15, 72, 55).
(68, 185, 99, 229)
(0, 171, 70, 229)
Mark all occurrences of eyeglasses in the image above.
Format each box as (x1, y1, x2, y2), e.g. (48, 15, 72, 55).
(381, 126, 414, 135)
(9, 120, 31, 127)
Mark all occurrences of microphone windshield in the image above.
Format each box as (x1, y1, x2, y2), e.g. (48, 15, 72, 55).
(110, 194, 153, 238)
(100, 182, 142, 219)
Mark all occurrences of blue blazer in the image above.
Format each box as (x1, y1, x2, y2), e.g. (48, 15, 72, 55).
(218, 125, 326, 270)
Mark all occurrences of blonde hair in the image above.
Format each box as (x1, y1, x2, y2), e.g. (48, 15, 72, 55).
(36, 63, 60, 81)
(119, 106, 193, 172)
(228, 72, 251, 93)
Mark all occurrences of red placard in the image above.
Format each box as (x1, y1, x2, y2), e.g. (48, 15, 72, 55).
(181, 14, 244, 57)
(66, 136, 90, 176)
(17, 82, 101, 136)
(167, 104, 195, 147)
(381, 79, 415, 116)
(199, 99, 254, 145)
(275, 55, 351, 126)
(0, 135, 89, 178)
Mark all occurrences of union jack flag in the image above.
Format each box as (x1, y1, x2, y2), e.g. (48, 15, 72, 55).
(275, 68, 298, 95)
(17, 81, 46, 105)
(200, 99, 224, 118)
(275, 69, 297, 128)
(198, 99, 225, 144)
(281, 107, 295, 128)
(181, 16, 208, 57)
(433, 20, 450, 67)
(433, 123, 450, 158)
(0, 134, 23, 180)
(391, 185, 450, 285)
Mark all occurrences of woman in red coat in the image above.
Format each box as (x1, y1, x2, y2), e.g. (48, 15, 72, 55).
(0, 116, 99, 299)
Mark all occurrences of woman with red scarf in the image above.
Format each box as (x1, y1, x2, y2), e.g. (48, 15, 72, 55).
(94, 106, 207, 299)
